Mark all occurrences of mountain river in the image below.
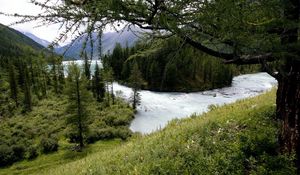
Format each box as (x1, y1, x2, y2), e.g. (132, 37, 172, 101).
(63, 61, 277, 134)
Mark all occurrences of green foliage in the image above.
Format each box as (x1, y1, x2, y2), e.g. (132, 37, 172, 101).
(8, 62, 19, 107)
(48, 51, 65, 95)
(0, 53, 134, 166)
(27, 146, 38, 160)
(33, 90, 295, 175)
(11, 144, 26, 161)
(0, 24, 45, 58)
(0, 92, 134, 167)
(0, 74, 16, 117)
(92, 61, 105, 102)
(65, 63, 92, 149)
(104, 37, 259, 92)
(0, 24, 135, 168)
(0, 140, 123, 175)
(83, 51, 91, 80)
(128, 62, 144, 109)
(0, 145, 14, 167)
(23, 63, 32, 112)
(102, 66, 115, 106)
(40, 137, 59, 154)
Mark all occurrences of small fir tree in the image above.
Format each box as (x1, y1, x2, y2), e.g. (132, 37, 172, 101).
(65, 63, 91, 150)
(128, 62, 144, 110)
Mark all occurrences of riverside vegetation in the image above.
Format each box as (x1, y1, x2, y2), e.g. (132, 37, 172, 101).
(1, 89, 295, 174)
(0, 59, 134, 167)
(2, 0, 300, 172)
(0, 23, 294, 174)
(0, 30, 134, 167)
(103, 37, 261, 92)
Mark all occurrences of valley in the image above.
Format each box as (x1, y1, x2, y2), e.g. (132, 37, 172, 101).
(0, 0, 299, 173)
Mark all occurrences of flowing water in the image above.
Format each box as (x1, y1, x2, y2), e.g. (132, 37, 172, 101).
(113, 73, 277, 134)
(63, 61, 277, 134)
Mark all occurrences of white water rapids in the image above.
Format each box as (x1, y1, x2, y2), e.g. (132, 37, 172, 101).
(113, 72, 277, 134)
(63, 61, 277, 134)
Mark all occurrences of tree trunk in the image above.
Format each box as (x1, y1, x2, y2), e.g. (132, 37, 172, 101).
(76, 78, 84, 150)
(277, 60, 300, 169)
(277, 0, 299, 170)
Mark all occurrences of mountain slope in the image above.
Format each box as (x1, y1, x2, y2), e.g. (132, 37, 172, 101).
(0, 23, 46, 57)
(21, 32, 52, 47)
(7, 89, 291, 175)
(55, 30, 140, 60)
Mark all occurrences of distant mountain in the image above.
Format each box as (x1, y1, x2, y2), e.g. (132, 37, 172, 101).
(55, 29, 141, 60)
(22, 32, 52, 47)
(0, 23, 47, 57)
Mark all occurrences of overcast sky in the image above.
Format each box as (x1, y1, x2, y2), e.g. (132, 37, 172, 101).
(0, 0, 67, 44)
(0, 0, 129, 46)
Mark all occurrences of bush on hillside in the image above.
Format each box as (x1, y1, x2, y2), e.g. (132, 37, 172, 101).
(0, 144, 14, 167)
(27, 146, 38, 160)
(11, 144, 25, 161)
(40, 137, 58, 153)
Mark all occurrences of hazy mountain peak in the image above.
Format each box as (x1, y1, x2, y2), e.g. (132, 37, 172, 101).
(55, 29, 140, 60)
(21, 31, 52, 47)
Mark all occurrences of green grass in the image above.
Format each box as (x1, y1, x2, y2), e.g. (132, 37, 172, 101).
(28, 89, 294, 175)
(1, 89, 296, 174)
(0, 139, 123, 175)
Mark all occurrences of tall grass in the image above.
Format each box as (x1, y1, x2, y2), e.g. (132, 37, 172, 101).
(35, 89, 295, 175)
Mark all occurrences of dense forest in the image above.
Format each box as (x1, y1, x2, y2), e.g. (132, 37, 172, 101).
(103, 37, 260, 92)
(0, 29, 134, 167)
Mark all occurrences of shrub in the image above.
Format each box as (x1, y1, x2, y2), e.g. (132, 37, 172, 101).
(65, 130, 81, 143)
(97, 127, 115, 139)
(115, 127, 132, 140)
(0, 144, 14, 167)
(11, 144, 25, 161)
(27, 146, 38, 160)
(86, 131, 98, 144)
(40, 137, 58, 153)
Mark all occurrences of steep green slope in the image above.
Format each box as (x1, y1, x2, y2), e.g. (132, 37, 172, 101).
(0, 23, 46, 57)
(29, 89, 294, 174)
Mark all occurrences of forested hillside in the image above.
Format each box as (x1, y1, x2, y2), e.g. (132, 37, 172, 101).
(0, 25, 135, 167)
(104, 37, 260, 92)
(0, 23, 46, 57)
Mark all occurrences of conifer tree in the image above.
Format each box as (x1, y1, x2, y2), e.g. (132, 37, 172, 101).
(23, 63, 32, 112)
(93, 62, 105, 102)
(103, 66, 114, 106)
(57, 56, 65, 93)
(8, 62, 19, 107)
(66, 63, 90, 150)
(128, 62, 144, 110)
(83, 51, 91, 80)
(37, 53, 49, 98)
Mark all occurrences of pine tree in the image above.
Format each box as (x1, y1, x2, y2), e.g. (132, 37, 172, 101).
(23, 63, 32, 112)
(103, 66, 114, 106)
(83, 51, 91, 80)
(37, 53, 49, 98)
(93, 62, 105, 102)
(66, 63, 91, 150)
(57, 56, 65, 93)
(8, 62, 19, 107)
(128, 62, 144, 110)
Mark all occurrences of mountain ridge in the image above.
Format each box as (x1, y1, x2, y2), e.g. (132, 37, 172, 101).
(14, 27, 141, 60)
(21, 31, 52, 48)
(0, 23, 47, 57)
(55, 29, 140, 60)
